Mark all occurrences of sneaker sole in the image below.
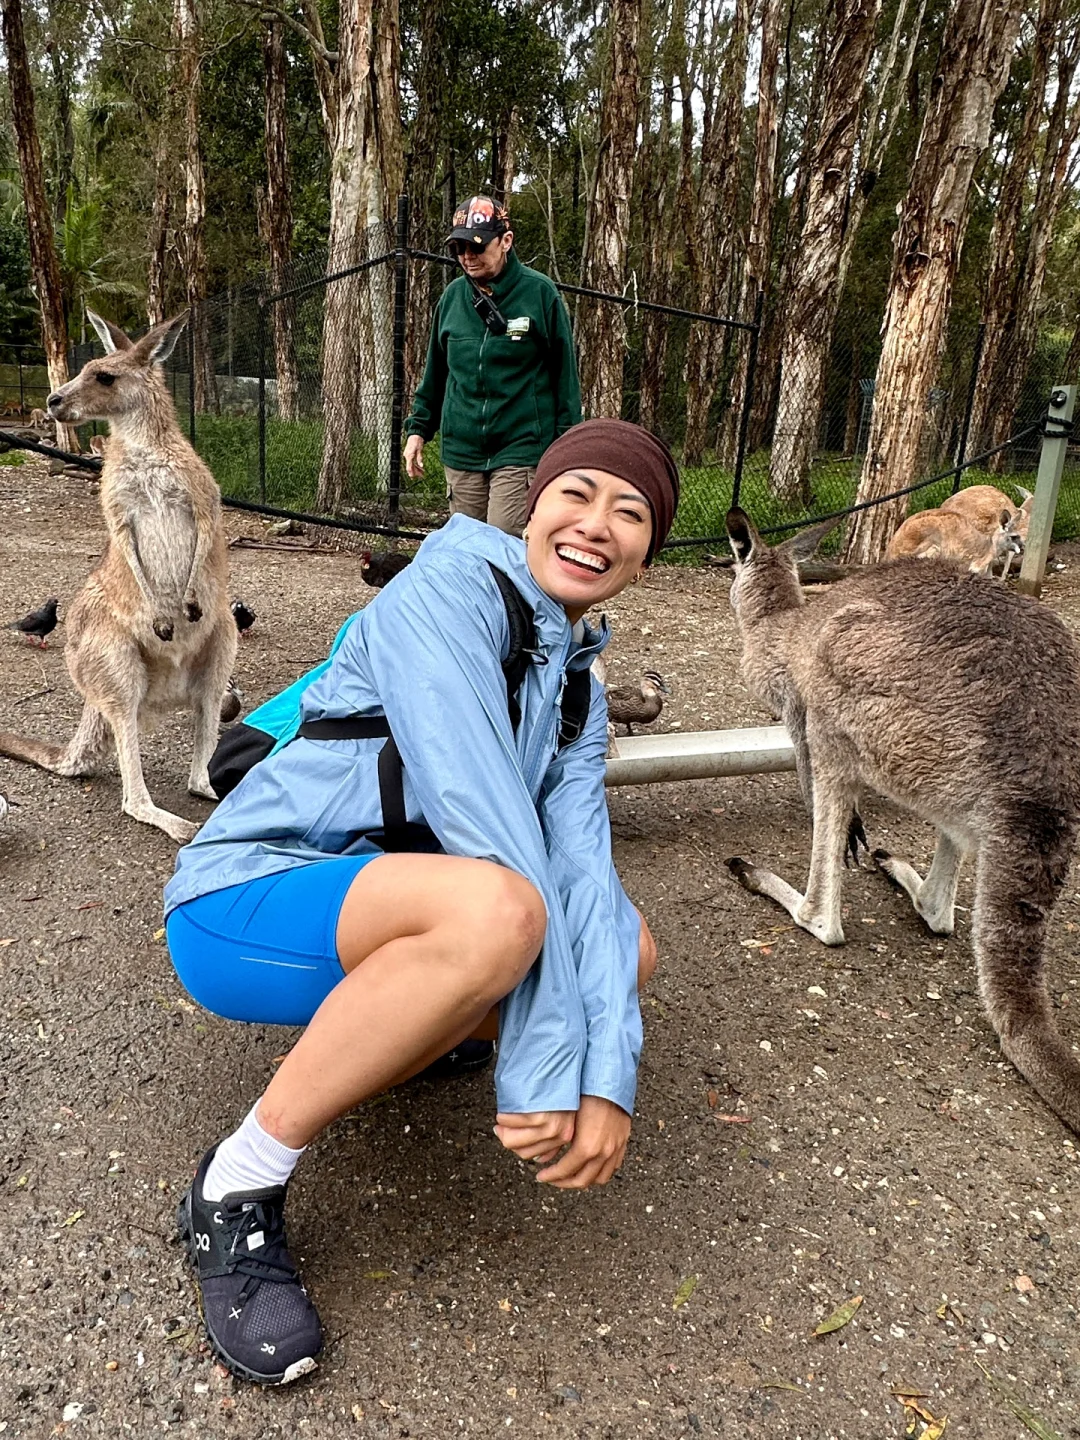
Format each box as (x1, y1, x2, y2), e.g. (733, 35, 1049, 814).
(175, 1190, 319, 1387)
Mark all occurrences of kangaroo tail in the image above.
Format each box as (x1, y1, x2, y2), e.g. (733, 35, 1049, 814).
(0, 705, 109, 778)
(973, 810, 1080, 1133)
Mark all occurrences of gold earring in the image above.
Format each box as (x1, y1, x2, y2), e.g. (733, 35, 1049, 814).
(522, 526, 530, 543)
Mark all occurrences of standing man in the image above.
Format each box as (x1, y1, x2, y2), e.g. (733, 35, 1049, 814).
(404, 195, 581, 536)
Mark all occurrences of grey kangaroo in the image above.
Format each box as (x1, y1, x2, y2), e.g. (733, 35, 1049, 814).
(0, 311, 237, 843)
(723, 507, 1080, 1134)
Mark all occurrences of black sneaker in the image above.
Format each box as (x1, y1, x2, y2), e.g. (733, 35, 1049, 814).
(415, 1038, 495, 1082)
(176, 1146, 322, 1385)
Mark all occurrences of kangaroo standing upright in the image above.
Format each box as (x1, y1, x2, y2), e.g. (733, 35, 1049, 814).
(0, 310, 237, 842)
(723, 507, 1080, 1135)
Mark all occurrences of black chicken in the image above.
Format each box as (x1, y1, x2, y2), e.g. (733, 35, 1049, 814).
(360, 550, 413, 588)
(6, 597, 59, 648)
(231, 599, 257, 637)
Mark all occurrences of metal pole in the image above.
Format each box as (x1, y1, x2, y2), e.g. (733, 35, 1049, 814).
(188, 304, 196, 443)
(388, 192, 409, 517)
(257, 298, 267, 504)
(951, 320, 985, 494)
(17, 348, 24, 414)
(731, 290, 764, 510)
(1017, 384, 1075, 598)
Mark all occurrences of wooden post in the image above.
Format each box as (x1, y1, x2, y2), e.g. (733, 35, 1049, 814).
(1017, 384, 1075, 598)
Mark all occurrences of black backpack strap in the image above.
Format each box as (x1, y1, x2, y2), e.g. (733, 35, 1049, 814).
(486, 561, 539, 732)
(557, 667, 592, 751)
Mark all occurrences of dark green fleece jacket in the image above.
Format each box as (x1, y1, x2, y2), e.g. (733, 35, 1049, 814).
(406, 250, 582, 470)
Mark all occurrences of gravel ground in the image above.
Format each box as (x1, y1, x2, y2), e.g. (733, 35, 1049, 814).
(2, 456, 1080, 1440)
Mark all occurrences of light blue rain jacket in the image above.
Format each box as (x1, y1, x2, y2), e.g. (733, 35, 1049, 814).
(165, 515, 644, 1117)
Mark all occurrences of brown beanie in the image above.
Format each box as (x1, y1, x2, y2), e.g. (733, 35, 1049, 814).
(526, 419, 680, 564)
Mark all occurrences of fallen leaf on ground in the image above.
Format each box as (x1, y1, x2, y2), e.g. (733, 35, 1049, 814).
(975, 1359, 1062, 1440)
(672, 1275, 699, 1309)
(812, 1294, 863, 1336)
(61, 1209, 84, 1227)
(1014, 1274, 1035, 1293)
(351, 1404, 364, 1422)
(715, 1114, 751, 1124)
(0, 937, 16, 947)
(758, 1380, 801, 1392)
(498, 1298, 512, 1312)
(739, 938, 771, 949)
(363, 1270, 394, 1280)
(152, 927, 165, 942)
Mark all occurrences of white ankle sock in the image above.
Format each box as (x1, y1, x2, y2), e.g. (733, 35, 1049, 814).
(201, 1104, 305, 1202)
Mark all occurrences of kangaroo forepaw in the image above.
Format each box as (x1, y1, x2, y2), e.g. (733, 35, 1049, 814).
(845, 812, 870, 869)
(153, 617, 174, 642)
(184, 600, 202, 623)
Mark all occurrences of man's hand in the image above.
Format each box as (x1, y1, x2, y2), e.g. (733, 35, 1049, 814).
(494, 1111, 574, 1164)
(536, 1096, 630, 1189)
(404, 434, 426, 479)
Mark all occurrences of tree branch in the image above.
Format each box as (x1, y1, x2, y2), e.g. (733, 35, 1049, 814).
(232, 0, 337, 64)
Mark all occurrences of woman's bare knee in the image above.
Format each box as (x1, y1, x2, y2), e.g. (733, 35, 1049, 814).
(484, 867, 547, 977)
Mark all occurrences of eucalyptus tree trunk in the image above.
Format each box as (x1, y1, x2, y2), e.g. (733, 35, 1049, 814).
(749, 2, 829, 453)
(405, 0, 446, 398)
(576, 0, 643, 419)
(261, 18, 300, 421)
(175, 0, 215, 414)
(147, 133, 172, 327)
(967, 0, 1059, 454)
(844, 0, 1023, 565)
(769, 0, 880, 502)
(315, 0, 403, 510)
(721, 0, 784, 466)
(638, 0, 684, 434)
(984, 14, 1080, 462)
(682, 0, 750, 463)
(0, 0, 77, 450)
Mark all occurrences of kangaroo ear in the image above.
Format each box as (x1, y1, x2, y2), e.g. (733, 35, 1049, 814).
(133, 311, 189, 366)
(725, 508, 758, 564)
(1000, 509, 1012, 529)
(777, 514, 843, 563)
(86, 309, 132, 354)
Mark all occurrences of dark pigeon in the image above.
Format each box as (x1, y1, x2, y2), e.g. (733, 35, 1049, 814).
(360, 551, 412, 589)
(6, 597, 59, 648)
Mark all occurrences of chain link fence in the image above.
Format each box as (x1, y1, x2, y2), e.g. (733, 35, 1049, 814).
(47, 194, 1080, 556)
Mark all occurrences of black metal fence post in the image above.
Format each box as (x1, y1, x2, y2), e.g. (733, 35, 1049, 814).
(188, 304, 196, 444)
(257, 297, 267, 503)
(731, 289, 765, 510)
(952, 320, 986, 493)
(387, 192, 410, 517)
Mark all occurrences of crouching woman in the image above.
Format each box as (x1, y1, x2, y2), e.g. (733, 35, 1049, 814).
(163, 418, 679, 1385)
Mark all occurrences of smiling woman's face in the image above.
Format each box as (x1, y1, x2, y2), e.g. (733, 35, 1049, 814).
(525, 468, 653, 622)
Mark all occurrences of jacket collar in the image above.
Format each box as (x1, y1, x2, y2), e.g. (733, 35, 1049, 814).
(418, 514, 611, 664)
(488, 248, 522, 295)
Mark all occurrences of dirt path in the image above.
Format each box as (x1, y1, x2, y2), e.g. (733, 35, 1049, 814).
(2, 457, 1079, 1439)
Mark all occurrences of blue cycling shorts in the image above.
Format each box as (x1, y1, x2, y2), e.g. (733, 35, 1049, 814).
(165, 855, 380, 1026)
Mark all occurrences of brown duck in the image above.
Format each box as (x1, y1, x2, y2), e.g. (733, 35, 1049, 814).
(603, 669, 669, 733)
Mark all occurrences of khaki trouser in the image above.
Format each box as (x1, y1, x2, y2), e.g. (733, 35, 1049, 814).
(445, 465, 535, 538)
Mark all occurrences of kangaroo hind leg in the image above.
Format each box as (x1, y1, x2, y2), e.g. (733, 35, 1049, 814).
(728, 781, 852, 946)
(873, 830, 964, 935)
(107, 702, 199, 844)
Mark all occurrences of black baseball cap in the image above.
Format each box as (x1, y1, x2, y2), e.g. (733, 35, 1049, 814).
(446, 195, 510, 248)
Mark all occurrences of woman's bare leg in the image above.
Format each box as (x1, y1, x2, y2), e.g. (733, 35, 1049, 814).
(256, 854, 546, 1148)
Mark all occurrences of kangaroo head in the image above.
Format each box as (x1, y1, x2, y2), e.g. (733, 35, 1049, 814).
(47, 310, 188, 428)
(725, 508, 839, 624)
(997, 507, 1025, 558)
